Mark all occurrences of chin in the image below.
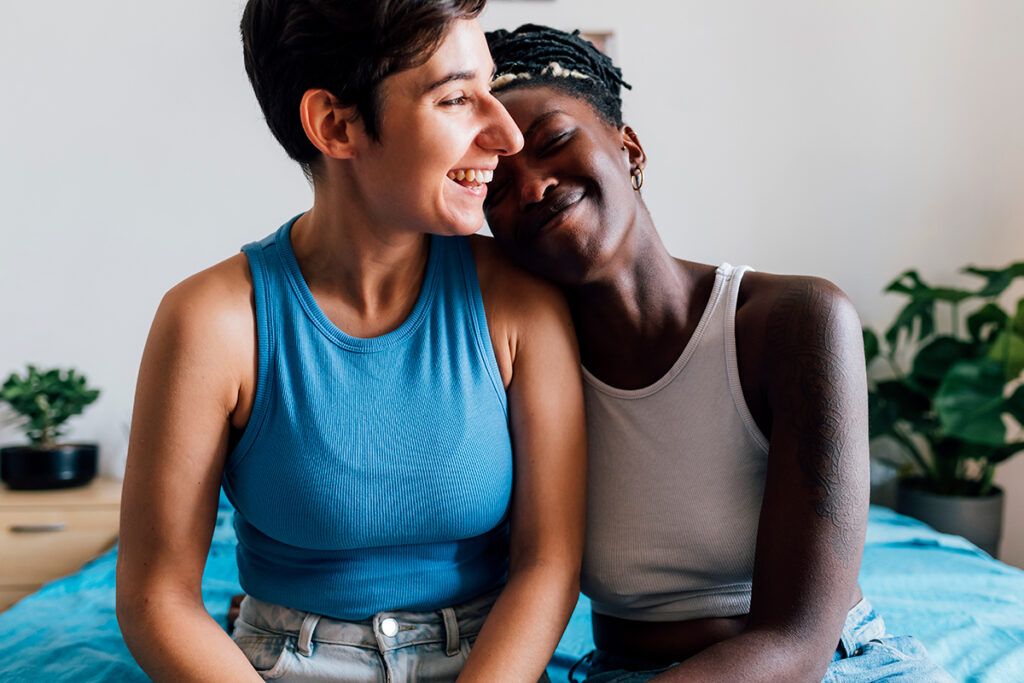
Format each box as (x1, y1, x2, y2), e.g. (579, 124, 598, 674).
(438, 210, 486, 237)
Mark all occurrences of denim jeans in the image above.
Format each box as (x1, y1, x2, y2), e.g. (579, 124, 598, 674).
(572, 598, 954, 683)
(232, 587, 504, 682)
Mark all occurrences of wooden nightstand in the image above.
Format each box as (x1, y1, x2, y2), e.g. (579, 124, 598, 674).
(0, 477, 122, 612)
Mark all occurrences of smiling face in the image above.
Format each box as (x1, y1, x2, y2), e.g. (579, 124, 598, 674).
(484, 85, 645, 284)
(348, 19, 524, 237)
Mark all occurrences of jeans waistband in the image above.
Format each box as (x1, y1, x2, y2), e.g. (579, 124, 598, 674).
(836, 597, 886, 659)
(237, 587, 500, 655)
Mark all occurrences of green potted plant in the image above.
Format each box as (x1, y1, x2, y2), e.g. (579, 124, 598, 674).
(864, 262, 1024, 557)
(0, 365, 102, 490)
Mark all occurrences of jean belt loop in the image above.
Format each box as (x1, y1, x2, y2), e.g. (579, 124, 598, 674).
(837, 621, 859, 660)
(296, 612, 322, 657)
(441, 607, 460, 657)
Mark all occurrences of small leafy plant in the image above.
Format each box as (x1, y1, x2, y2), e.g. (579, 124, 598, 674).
(864, 262, 1024, 496)
(0, 366, 101, 449)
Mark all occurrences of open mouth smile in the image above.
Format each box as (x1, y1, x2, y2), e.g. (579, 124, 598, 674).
(447, 168, 494, 197)
(522, 187, 586, 239)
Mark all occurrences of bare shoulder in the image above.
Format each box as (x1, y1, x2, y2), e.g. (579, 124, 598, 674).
(467, 234, 568, 316)
(157, 253, 254, 343)
(735, 270, 861, 355)
(466, 235, 575, 382)
(145, 253, 256, 411)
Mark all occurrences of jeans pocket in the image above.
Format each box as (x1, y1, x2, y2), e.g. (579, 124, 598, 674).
(233, 633, 294, 680)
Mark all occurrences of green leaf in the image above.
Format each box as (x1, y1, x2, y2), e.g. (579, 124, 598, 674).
(911, 336, 976, 393)
(868, 390, 900, 439)
(987, 330, 1024, 380)
(1007, 385, 1024, 425)
(886, 298, 935, 348)
(864, 328, 880, 365)
(988, 441, 1024, 465)
(1013, 299, 1024, 338)
(935, 359, 1007, 446)
(967, 303, 1008, 344)
(0, 365, 101, 445)
(963, 262, 1024, 297)
(885, 270, 973, 303)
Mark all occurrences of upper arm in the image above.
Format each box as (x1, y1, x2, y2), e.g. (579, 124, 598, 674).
(505, 275, 587, 574)
(473, 241, 586, 576)
(117, 261, 252, 604)
(746, 277, 870, 647)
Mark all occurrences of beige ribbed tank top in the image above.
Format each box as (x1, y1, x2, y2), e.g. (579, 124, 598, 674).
(580, 263, 770, 622)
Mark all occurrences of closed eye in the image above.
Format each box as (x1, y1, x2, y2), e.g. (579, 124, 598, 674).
(539, 130, 574, 156)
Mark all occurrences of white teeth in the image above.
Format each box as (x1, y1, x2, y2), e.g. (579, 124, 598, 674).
(448, 169, 493, 184)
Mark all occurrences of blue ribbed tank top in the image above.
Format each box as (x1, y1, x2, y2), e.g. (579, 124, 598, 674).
(222, 214, 513, 620)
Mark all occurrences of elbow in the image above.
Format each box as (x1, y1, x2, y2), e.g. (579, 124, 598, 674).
(744, 625, 839, 683)
(116, 574, 146, 645)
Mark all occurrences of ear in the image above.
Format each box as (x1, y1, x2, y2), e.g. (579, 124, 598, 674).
(299, 88, 364, 161)
(621, 125, 647, 171)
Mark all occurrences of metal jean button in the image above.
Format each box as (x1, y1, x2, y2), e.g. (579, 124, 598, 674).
(380, 617, 399, 637)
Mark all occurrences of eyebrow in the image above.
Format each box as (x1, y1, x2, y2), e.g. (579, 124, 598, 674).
(524, 110, 567, 142)
(422, 65, 497, 96)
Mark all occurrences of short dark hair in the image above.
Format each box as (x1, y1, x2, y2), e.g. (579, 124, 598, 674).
(486, 24, 631, 128)
(240, 0, 487, 178)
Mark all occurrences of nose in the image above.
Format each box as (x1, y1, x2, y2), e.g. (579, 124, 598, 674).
(519, 167, 557, 207)
(476, 93, 524, 156)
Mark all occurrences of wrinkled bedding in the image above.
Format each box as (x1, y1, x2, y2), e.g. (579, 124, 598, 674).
(0, 505, 1020, 682)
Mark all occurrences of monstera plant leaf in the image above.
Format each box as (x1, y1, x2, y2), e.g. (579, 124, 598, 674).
(883, 270, 972, 347)
(911, 336, 977, 395)
(863, 328, 880, 364)
(985, 300, 1024, 380)
(963, 262, 1024, 298)
(987, 329, 1024, 381)
(967, 303, 1008, 344)
(934, 358, 1008, 446)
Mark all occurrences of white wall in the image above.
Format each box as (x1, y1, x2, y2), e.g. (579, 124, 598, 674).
(2, 2, 1022, 564)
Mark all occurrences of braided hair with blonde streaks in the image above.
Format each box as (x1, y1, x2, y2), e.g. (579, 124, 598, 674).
(486, 24, 631, 127)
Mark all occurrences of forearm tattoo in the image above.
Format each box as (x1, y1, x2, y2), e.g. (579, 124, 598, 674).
(766, 280, 862, 552)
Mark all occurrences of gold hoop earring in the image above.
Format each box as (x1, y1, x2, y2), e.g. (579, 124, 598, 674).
(631, 167, 644, 191)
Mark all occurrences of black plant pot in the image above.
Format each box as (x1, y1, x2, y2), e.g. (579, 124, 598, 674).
(0, 444, 98, 490)
(896, 478, 1004, 558)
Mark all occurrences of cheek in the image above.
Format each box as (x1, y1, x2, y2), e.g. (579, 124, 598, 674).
(386, 116, 467, 183)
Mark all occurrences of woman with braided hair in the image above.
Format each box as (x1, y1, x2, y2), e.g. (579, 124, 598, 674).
(484, 24, 952, 683)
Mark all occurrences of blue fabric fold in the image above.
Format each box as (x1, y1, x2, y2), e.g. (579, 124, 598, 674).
(1, 506, 1021, 682)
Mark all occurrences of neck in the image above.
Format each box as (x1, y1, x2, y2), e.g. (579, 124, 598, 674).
(292, 170, 430, 321)
(565, 214, 709, 388)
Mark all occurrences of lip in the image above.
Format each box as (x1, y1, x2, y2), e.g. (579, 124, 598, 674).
(521, 187, 586, 240)
(447, 174, 489, 199)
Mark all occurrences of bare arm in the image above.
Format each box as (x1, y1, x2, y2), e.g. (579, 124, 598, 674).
(116, 266, 263, 682)
(655, 278, 870, 682)
(458, 270, 587, 682)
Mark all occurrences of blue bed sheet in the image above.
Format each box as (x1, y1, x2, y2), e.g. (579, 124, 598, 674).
(0, 506, 1021, 682)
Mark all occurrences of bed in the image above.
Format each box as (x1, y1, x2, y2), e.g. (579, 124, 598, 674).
(0, 502, 1021, 682)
